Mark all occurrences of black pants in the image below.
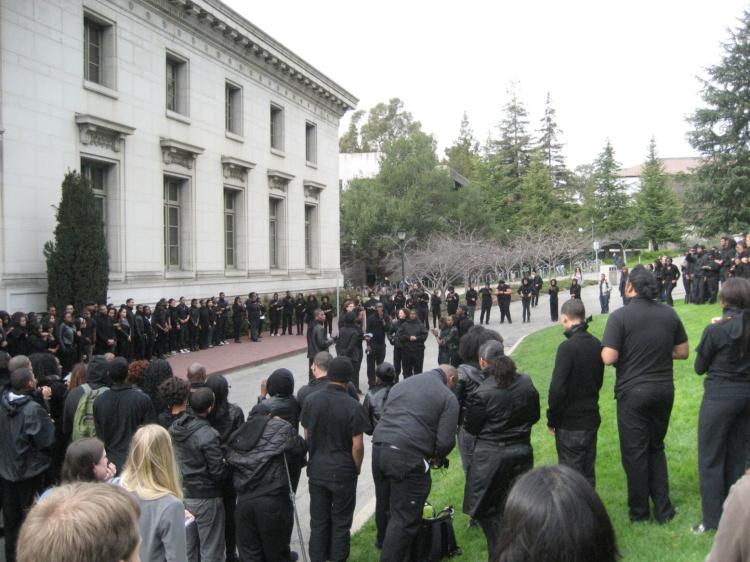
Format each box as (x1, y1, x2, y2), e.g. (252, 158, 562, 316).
(367, 344, 386, 388)
(401, 349, 424, 378)
(521, 299, 531, 322)
(169, 327, 178, 352)
(665, 283, 675, 306)
(431, 308, 440, 329)
(480, 304, 492, 324)
(325, 315, 333, 335)
(235, 491, 293, 562)
(707, 276, 719, 304)
(282, 313, 293, 335)
(2, 473, 44, 562)
(555, 428, 598, 488)
(373, 444, 432, 560)
(189, 323, 200, 350)
(698, 396, 750, 529)
(550, 299, 558, 322)
(233, 320, 243, 342)
(270, 313, 281, 335)
(692, 276, 706, 304)
(296, 312, 305, 335)
(499, 303, 511, 324)
(617, 384, 675, 522)
(683, 277, 692, 304)
(531, 292, 539, 307)
(249, 318, 259, 341)
(308, 478, 357, 562)
(214, 317, 225, 344)
(392, 346, 402, 377)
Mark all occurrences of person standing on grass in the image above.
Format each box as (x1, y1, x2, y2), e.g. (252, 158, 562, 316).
(301, 357, 370, 562)
(692, 278, 750, 534)
(599, 273, 611, 314)
(547, 299, 604, 488)
(601, 264, 689, 523)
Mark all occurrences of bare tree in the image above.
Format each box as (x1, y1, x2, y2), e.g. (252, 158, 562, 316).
(605, 227, 643, 263)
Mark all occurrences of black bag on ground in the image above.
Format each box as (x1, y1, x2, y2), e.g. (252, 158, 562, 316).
(410, 503, 462, 561)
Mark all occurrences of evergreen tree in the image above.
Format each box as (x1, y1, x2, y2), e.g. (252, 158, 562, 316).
(591, 140, 633, 234)
(536, 93, 570, 189)
(688, 8, 750, 235)
(45, 171, 108, 311)
(339, 110, 364, 153)
(444, 111, 479, 179)
(636, 138, 683, 250)
(515, 151, 570, 230)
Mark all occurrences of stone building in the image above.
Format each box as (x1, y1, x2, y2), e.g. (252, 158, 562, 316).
(0, 0, 357, 310)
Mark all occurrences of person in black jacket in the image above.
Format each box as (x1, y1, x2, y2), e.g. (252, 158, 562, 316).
(252, 369, 300, 430)
(693, 278, 750, 533)
(363, 362, 396, 432)
(307, 309, 333, 381)
(479, 282, 493, 325)
(320, 296, 334, 336)
(294, 293, 306, 335)
(170, 387, 227, 562)
(366, 303, 390, 388)
(530, 270, 543, 307)
(297, 352, 359, 410)
(547, 299, 604, 487)
(281, 291, 294, 336)
(335, 309, 364, 391)
(430, 290, 442, 328)
(518, 277, 533, 323)
(388, 308, 406, 378)
(569, 277, 582, 300)
(548, 278, 560, 322)
(5, 313, 30, 358)
(246, 293, 262, 342)
(93, 357, 155, 474)
(662, 257, 681, 307)
(496, 281, 513, 324)
(619, 266, 630, 305)
(703, 249, 722, 304)
(226, 412, 306, 562)
(465, 283, 478, 322)
(397, 309, 428, 378)
(232, 296, 246, 344)
(463, 340, 540, 555)
(0, 367, 55, 562)
(94, 305, 116, 355)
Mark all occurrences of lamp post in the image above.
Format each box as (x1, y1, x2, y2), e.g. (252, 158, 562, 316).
(591, 219, 596, 266)
(351, 238, 358, 286)
(397, 230, 407, 288)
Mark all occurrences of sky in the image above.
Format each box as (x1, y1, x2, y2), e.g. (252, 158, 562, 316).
(224, 0, 748, 169)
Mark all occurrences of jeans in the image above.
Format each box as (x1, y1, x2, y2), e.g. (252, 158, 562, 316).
(617, 384, 675, 522)
(235, 491, 294, 562)
(467, 305, 476, 322)
(185, 496, 226, 562)
(308, 478, 357, 562)
(372, 445, 432, 561)
(521, 299, 531, 322)
(698, 396, 750, 528)
(555, 428, 598, 488)
(600, 293, 610, 313)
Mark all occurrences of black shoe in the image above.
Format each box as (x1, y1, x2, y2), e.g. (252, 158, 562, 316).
(290, 552, 299, 562)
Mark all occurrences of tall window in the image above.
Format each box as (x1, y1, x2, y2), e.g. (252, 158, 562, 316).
(166, 53, 188, 116)
(81, 159, 108, 229)
(225, 82, 242, 135)
(164, 179, 182, 268)
(305, 122, 317, 164)
(224, 190, 236, 268)
(305, 205, 315, 268)
(270, 104, 284, 151)
(269, 198, 279, 268)
(83, 18, 102, 84)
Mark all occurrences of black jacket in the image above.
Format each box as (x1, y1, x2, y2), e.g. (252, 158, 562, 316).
(546, 323, 604, 430)
(169, 413, 226, 498)
(363, 383, 394, 434)
(366, 312, 389, 347)
(208, 402, 245, 444)
(93, 384, 156, 472)
(252, 395, 301, 430)
(297, 376, 358, 411)
(397, 318, 428, 353)
(455, 362, 485, 426)
(307, 321, 332, 359)
(464, 373, 540, 444)
(0, 390, 55, 481)
(336, 312, 363, 362)
(227, 415, 306, 498)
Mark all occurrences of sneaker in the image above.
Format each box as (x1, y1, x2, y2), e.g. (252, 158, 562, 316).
(691, 523, 714, 534)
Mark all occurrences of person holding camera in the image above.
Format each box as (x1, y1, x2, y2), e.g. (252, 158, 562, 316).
(372, 364, 459, 559)
(462, 340, 540, 556)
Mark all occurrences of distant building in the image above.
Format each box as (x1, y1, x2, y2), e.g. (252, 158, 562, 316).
(0, 0, 357, 310)
(617, 157, 702, 197)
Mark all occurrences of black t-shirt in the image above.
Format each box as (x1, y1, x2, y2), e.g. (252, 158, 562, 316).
(601, 296, 688, 398)
(465, 289, 477, 306)
(300, 385, 370, 482)
(479, 287, 493, 304)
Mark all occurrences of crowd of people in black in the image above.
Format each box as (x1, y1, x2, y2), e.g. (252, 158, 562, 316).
(4, 241, 750, 561)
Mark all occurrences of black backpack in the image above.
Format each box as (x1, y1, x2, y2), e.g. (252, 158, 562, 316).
(410, 503, 462, 562)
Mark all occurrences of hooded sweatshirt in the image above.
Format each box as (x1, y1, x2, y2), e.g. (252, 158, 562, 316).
(169, 413, 226, 498)
(0, 389, 55, 481)
(62, 356, 110, 438)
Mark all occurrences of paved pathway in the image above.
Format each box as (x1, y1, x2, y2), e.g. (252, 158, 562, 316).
(220, 277, 656, 557)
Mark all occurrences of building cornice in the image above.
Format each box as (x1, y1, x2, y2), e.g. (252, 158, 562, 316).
(75, 113, 135, 152)
(150, 0, 358, 117)
(267, 169, 295, 182)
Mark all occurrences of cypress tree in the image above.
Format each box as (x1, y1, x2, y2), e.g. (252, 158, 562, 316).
(45, 171, 108, 311)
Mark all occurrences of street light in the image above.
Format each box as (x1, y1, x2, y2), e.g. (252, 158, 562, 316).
(591, 219, 596, 267)
(397, 230, 407, 287)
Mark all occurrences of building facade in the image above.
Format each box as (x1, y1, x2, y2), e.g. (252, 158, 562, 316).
(0, 0, 356, 310)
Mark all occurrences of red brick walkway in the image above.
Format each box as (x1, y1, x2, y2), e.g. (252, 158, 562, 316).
(166, 333, 310, 377)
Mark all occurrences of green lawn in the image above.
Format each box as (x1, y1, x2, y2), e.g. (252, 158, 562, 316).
(350, 302, 722, 561)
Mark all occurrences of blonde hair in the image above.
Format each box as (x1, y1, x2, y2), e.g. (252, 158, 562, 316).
(120, 424, 183, 500)
(18, 482, 140, 562)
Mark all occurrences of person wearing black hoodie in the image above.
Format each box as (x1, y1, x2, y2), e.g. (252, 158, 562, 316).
(207, 374, 245, 562)
(6, 312, 30, 357)
(93, 357, 155, 473)
(170, 387, 227, 562)
(226, 409, 307, 562)
(335, 308, 364, 391)
(397, 308, 428, 378)
(546, 299, 604, 488)
(252, 369, 300, 430)
(366, 303, 390, 388)
(0, 367, 55, 562)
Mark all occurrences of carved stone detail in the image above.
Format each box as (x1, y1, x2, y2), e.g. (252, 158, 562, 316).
(162, 147, 194, 169)
(75, 114, 135, 153)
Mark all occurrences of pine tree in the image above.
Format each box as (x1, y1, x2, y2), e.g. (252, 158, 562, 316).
(45, 171, 108, 311)
(536, 93, 570, 189)
(591, 140, 633, 234)
(444, 111, 479, 179)
(688, 8, 750, 235)
(516, 151, 569, 229)
(492, 86, 531, 181)
(637, 138, 683, 250)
